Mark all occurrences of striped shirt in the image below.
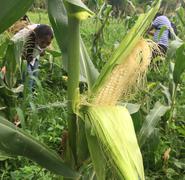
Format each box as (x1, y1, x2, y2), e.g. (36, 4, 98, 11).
(152, 15, 172, 47)
(12, 24, 44, 65)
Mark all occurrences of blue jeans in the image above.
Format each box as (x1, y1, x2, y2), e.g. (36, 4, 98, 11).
(27, 59, 39, 92)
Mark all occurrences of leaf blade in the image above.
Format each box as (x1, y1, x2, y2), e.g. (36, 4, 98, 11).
(173, 43, 185, 84)
(138, 102, 169, 147)
(0, 117, 79, 178)
(0, 0, 34, 34)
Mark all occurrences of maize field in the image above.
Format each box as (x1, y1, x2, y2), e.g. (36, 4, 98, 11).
(0, 0, 185, 179)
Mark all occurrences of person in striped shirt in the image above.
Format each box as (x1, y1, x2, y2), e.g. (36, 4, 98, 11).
(1, 24, 53, 93)
(17, 24, 53, 93)
(148, 13, 172, 56)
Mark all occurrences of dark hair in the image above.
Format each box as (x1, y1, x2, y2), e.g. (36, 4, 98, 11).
(34, 24, 53, 39)
(154, 12, 163, 19)
(23, 24, 53, 63)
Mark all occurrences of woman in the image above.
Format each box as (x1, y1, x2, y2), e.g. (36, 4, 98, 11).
(148, 13, 172, 57)
(12, 24, 54, 92)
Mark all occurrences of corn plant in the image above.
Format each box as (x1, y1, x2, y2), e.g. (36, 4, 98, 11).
(0, 0, 162, 179)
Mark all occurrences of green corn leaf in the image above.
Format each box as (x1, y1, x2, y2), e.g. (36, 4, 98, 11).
(157, 26, 167, 41)
(173, 43, 185, 84)
(0, 0, 34, 34)
(2, 39, 23, 89)
(4, 40, 17, 88)
(138, 102, 169, 147)
(169, 62, 176, 97)
(76, 118, 89, 165)
(80, 39, 99, 90)
(13, 39, 25, 75)
(142, 129, 160, 168)
(167, 22, 183, 58)
(0, 117, 79, 178)
(132, 110, 145, 134)
(176, 7, 185, 27)
(85, 105, 145, 180)
(92, 0, 161, 95)
(160, 84, 172, 106)
(47, 0, 68, 60)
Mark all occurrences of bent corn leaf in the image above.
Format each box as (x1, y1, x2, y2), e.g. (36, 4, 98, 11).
(0, 0, 34, 34)
(138, 102, 169, 147)
(0, 117, 79, 178)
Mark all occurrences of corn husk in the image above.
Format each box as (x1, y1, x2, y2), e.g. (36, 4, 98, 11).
(86, 105, 144, 180)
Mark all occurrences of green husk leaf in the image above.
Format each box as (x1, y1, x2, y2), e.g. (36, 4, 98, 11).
(85, 119, 106, 180)
(85, 105, 144, 180)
